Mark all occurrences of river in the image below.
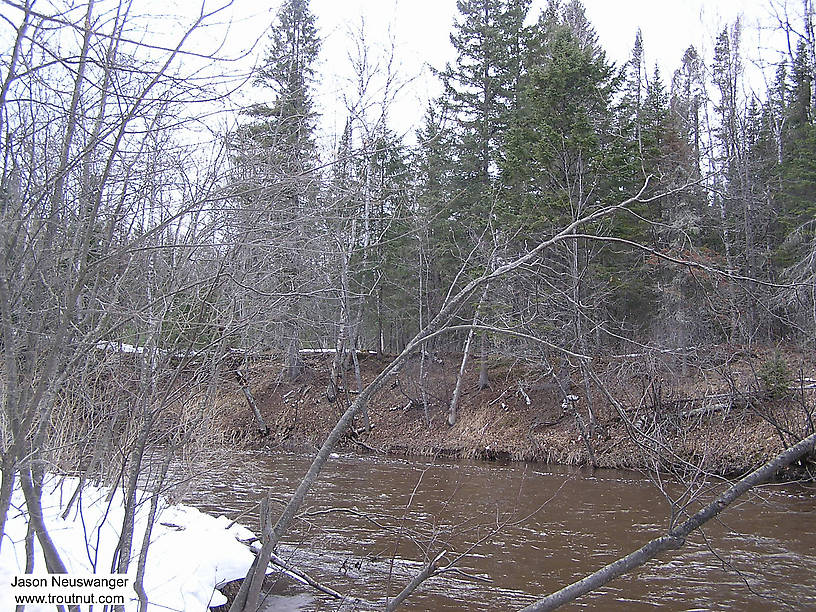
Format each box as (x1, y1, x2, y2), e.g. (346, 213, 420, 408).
(174, 450, 816, 611)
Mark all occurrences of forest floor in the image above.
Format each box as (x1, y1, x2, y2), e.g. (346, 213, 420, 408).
(213, 346, 816, 476)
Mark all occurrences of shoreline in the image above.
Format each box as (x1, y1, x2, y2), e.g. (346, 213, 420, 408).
(214, 349, 816, 480)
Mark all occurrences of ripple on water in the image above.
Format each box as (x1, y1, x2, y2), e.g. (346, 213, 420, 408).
(175, 451, 816, 612)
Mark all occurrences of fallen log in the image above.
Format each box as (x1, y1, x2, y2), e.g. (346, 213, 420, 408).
(235, 369, 269, 436)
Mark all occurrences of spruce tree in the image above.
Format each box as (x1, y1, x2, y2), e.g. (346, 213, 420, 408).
(412, 103, 457, 319)
(502, 0, 621, 230)
(670, 46, 705, 177)
(436, 0, 531, 395)
(502, 0, 666, 346)
(777, 41, 816, 271)
(231, 0, 322, 379)
(440, 0, 530, 221)
(245, 0, 320, 177)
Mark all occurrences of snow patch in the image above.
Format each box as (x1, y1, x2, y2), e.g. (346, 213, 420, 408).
(0, 475, 263, 611)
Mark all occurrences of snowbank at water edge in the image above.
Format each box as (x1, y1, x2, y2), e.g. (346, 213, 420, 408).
(0, 474, 265, 611)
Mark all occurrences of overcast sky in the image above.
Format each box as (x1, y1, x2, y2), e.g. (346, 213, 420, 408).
(185, 0, 790, 147)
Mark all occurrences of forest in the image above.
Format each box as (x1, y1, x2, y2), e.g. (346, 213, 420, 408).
(1, 0, 815, 610)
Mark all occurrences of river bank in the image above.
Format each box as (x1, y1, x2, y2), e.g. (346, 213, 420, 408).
(215, 346, 816, 477)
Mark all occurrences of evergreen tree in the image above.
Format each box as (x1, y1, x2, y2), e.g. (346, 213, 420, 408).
(666, 45, 710, 251)
(412, 103, 457, 324)
(247, 0, 319, 163)
(233, 0, 321, 201)
(774, 40, 816, 338)
(502, 0, 624, 234)
(440, 0, 530, 221)
(230, 0, 322, 378)
(434, 0, 531, 392)
(233, 0, 320, 215)
(501, 0, 640, 360)
(779, 40, 816, 235)
(622, 29, 645, 149)
(670, 46, 705, 178)
(371, 131, 416, 350)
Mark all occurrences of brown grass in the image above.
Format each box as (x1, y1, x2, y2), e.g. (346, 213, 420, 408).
(211, 346, 816, 476)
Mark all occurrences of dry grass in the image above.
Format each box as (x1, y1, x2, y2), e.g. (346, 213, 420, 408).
(209, 346, 816, 476)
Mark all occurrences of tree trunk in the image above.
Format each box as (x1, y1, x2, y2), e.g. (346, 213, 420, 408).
(236, 369, 269, 435)
(16, 519, 36, 612)
(386, 550, 446, 612)
(287, 335, 303, 381)
(448, 323, 475, 427)
(478, 332, 490, 390)
(0, 459, 15, 554)
(350, 347, 370, 432)
(805, 0, 816, 118)
(448, 291, 486, 426)
(133, 453, 171, 612)
(115, 417, 153, 575)
(19, 466, 73, 584)
(418, 243, 430, 425)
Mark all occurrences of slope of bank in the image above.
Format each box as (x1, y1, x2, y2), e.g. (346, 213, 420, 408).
(214, 347, 816, 476)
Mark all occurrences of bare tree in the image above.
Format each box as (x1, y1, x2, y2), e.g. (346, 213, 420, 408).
(0, 0, 246, 598)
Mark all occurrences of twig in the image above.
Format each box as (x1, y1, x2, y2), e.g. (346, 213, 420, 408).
(385, 550, 447, 612)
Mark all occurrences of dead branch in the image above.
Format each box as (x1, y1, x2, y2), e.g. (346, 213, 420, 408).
(519, 429, 816, 611)
(385, 550, 447, 612)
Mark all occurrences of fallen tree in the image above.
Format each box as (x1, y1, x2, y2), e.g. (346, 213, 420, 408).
(519, 427, 816, 611)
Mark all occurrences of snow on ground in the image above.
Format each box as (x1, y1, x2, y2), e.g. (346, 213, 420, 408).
(95, 341, 145, 354)
(0, 474, 264, 611)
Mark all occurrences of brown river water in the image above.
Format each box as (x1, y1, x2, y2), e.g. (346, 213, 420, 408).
(174, 450, 816, 611)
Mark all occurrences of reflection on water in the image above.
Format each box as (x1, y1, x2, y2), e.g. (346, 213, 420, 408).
(260, 593, 315, 611)
(171, 450, 816, 611)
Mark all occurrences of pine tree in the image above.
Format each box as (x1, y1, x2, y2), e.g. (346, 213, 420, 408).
(769, 11, 816, 344)
(363, 127, 413, 352)
(412, 103, 457, 320)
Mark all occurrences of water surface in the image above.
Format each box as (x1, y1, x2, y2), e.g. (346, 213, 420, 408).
(174, 451, 816, 610)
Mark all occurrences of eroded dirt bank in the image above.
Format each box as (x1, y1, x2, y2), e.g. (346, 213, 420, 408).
(213, 347, 816, 476)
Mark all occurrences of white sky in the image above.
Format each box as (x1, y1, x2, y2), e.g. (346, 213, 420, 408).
(163, 0, 794, 147)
